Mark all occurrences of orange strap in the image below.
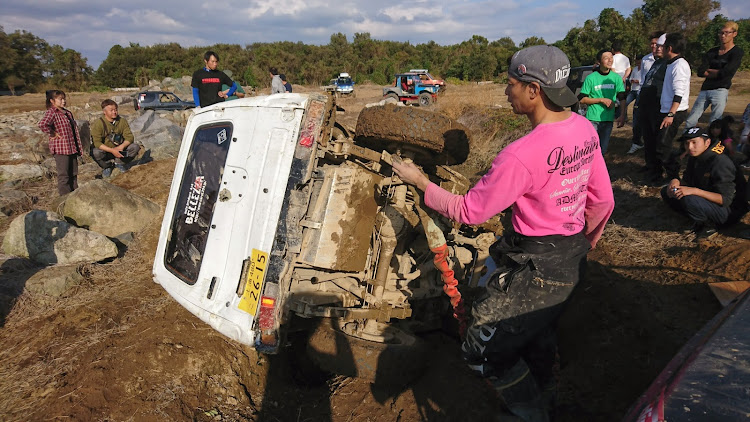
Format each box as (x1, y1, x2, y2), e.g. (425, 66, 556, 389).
(431, 243, 467, 338)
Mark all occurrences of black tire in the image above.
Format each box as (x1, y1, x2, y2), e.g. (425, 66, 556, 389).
(419, 92, 433, 106)
(355, 104, 470, 165)
(306, 319, 428, 385)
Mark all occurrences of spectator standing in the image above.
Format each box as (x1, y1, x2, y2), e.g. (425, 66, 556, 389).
(651, 33, 691, 183)
(221, 70, 245, 100)
(280, 74, 292, 93)
(37, 90, 83, 196)
(628, 32, 663, 154)
(392, 45, 615, 421)
(684, 21, 745, 128)
(579, 49, 626, 154)
(661, 126, 736, 239)
(270, 67, 285, 94)
(90, 99, 140, 178)
(191, 51, 237, 108)
(624, 54, 644, 149)
(612, 41, 632, 83)
(639, 33, 668, 177)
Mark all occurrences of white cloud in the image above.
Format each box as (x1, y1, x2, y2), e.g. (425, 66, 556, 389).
(3, 0, 746, 70)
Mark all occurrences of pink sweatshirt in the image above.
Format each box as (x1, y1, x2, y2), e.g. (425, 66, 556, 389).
(425, 112, 614, 248)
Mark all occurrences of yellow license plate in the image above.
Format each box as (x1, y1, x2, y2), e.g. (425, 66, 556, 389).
(238, 249, 268, 316)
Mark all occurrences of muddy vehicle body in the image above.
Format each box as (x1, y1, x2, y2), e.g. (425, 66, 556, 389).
(383, 73, 439, 107)
(152, 93, 489, 380)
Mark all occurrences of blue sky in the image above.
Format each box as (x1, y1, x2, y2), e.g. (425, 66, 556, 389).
(1, 0, 747, 69)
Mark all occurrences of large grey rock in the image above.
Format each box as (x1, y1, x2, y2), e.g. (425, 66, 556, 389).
(25, 265, 84, 299)
(61, 179, 160, 237)
(140, 124, 184, 159)
(76, 120, 91, 156)
(2, 210, 118, 264)
(0, 163, 46, 183)
(129, 110, 156, 133)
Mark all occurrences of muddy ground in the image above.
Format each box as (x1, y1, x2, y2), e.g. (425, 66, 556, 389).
(0, 75, 749, 422)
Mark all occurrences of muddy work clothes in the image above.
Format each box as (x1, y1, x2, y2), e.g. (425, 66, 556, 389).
(462, 233, 590, 419)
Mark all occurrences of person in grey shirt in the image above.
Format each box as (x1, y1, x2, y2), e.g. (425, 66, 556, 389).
(270, 67, 285, 94)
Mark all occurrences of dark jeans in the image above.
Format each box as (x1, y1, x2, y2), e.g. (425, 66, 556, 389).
(54, 154, 78, 195)
(591, 121, 614, 154)
(91, 143, 140, 169)
(660, 186, 730, 227)
(632, 104, 642, 146)
(462, 232, 591, 387)
(644, 110, 687, 180)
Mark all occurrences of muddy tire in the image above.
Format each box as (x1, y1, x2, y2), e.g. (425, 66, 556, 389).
(355, 104, 470, 165)
(385, 93, 399, 103)
(306, 319, 428, 385)
(418, 92, 433, 106)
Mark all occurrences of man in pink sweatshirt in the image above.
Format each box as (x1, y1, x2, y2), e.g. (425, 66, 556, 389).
(394, 45, 615, 421)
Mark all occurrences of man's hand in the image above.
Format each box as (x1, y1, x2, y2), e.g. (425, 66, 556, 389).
(600, 98, 613, 108)
(392, 160, 430, 191)
(219, 89, 229, 99)
(112, 149, 125, 158)
(660, 116, 674, 129)
(616, 115, 626, 128)
(671, 185, 695, 199)
(667, 179, 680, 198)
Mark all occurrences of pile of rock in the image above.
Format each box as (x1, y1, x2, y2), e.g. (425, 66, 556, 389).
(1, 179, 160, 300)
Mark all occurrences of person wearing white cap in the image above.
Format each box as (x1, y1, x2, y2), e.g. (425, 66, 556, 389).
(639, 33, 669, 183)
(392, 45, 615, 421)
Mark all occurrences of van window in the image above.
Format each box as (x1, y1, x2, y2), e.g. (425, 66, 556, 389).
(164, 122, 233, 284)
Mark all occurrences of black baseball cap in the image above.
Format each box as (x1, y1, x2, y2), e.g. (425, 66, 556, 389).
(681, 126, 709, 141)
(508, 45, 578, 108)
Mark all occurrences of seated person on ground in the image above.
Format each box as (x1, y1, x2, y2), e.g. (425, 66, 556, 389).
(709, 116, 737, 158)
(90, 99, 141, 178)
(661, 126, 737, 238)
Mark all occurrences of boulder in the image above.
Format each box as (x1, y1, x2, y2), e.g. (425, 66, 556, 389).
(0, 163, 46, 184)
(76, 120, 91, 156)
(130, 110, 156, 133)
(140, 124, 184, 159)
(25, 265, 84, 300)
(2, 210, 118, 265)
(61, 179, 160, 238)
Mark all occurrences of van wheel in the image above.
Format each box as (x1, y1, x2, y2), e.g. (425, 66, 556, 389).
(306, 318, 427, 386)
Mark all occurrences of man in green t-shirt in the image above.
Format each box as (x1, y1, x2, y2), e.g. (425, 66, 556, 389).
(221, 70, 246, 100)
(579, 49, 626, 154)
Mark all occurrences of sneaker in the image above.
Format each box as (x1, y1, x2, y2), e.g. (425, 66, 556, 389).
(627, 144, 644, 154)
(695, 225, 718, 241)
(116, 164, 128, 173)
(101, 167, 113, 178)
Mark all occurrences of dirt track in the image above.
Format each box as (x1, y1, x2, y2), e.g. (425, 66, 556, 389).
(0, 76, 749, 421)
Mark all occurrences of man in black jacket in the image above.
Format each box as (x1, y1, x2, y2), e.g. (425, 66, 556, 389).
(685, 21, 744, 128)
(661, 126, 737, 239)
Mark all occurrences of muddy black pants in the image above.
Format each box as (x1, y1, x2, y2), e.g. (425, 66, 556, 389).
(461, 233, 590, 418)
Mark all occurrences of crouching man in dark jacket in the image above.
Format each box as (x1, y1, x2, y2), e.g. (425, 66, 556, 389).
(661, 126, 737, 239)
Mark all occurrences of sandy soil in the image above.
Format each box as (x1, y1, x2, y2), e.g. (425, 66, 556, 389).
(0, 73, 749, 421)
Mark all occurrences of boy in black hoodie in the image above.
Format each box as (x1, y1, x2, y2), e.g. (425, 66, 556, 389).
(661, 126, 737, 239)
